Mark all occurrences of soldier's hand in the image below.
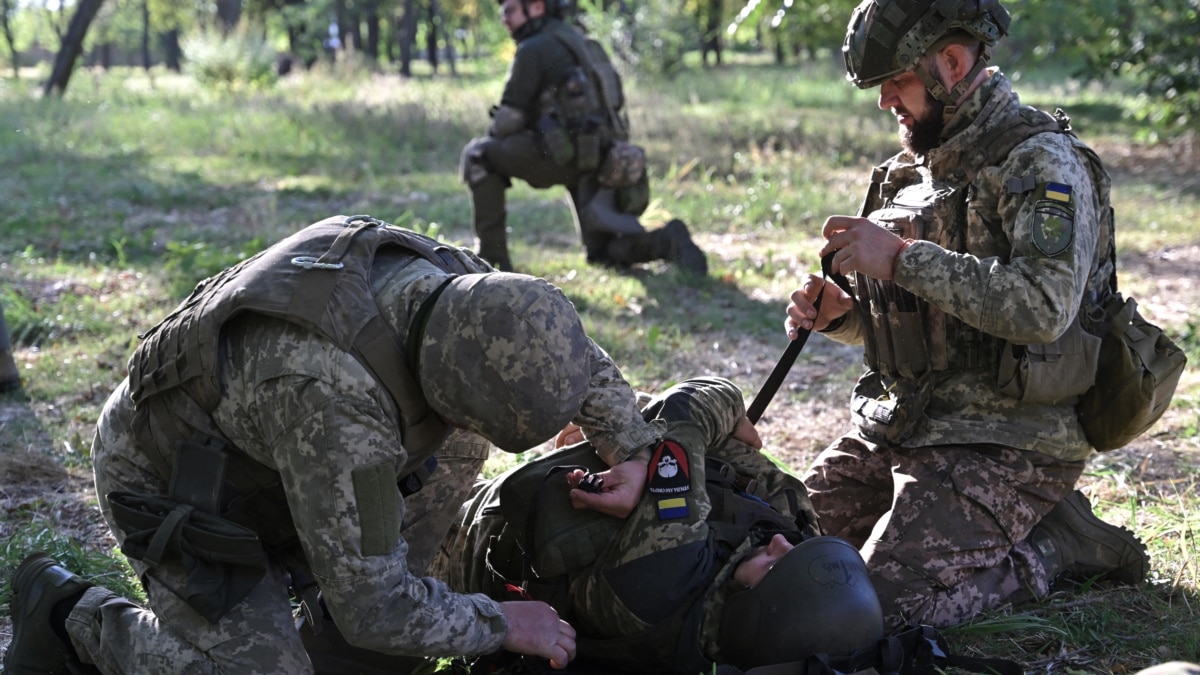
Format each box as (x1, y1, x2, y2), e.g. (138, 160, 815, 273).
(566, 448, 650, 518)
(786, 274, 852, 335)
(500, 601, 577, 669)
(732, 416, 763, 449)
(820, 215, 907, 281)
(554, 422, 585, 449)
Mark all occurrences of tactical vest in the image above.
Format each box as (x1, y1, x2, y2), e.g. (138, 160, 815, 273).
(475, 443, 817, 674)
(852, 106, 1112, 381)
(543, 20, 628, 138)
(126, 215, 491, 546)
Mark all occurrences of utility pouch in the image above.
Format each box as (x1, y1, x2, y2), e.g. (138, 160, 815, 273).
(107, 491, 268, 623)
(597, 139, 647, 188)
(850, 372, 935, 445)
(1077, 294, 1187, 451)
(996, 315, 1101, 404)
(575, 121, 602, 172)
(614, 170, 651, 216)
(497, 444, 622, 579)
(536, 115, 575, 166)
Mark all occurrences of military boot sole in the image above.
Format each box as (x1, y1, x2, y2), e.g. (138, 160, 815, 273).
(5, 552, 93, 675)
(1051, 490, 1150, 585)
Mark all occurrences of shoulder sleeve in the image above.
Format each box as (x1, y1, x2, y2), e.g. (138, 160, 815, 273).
(238, 326, 508, 656)
(573, 339, 663, 466)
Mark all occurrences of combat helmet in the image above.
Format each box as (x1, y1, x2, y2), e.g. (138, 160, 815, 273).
(718, 536, 884, 669)
(418, 272, 592, 453)
(843, 0, 1011, 106)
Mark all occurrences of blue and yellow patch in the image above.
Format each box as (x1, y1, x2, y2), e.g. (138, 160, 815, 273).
(655, 497, 689, 520)
(1032, 181, 1076, 258)
(1045, 182, 1073, 204)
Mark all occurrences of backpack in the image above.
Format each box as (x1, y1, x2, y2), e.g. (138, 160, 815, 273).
(966, 109, 1187, 451)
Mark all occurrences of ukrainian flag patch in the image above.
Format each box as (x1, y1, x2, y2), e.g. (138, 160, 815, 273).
(1045, 182, 1072, 203)
(656, 497, 689, 520)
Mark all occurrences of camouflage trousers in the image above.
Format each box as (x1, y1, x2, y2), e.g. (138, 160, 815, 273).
(461, 132, 649, 266)
(69, 381, 488, 674)
(803, 436, 1084, 631)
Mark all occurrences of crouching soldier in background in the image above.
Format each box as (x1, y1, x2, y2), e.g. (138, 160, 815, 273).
(4, 214, 667, 674)
(460, 0, 706, 275)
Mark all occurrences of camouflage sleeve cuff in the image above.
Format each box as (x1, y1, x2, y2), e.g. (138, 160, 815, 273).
(466, 594, 509, 655)
(592, 418, 665, 465)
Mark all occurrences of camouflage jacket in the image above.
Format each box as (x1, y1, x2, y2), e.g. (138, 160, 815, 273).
(124, 218, 661, 657)
(824, 71, 1107, 461)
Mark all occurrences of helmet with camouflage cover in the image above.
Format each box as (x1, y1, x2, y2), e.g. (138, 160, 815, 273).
(418, 272, 592, 453)
(843, 0, 1011, 105)
(718, 536, 884, 668)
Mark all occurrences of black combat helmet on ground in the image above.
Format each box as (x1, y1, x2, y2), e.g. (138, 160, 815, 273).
(717, 536, 885, 669)
(843, 0, 1011, 106)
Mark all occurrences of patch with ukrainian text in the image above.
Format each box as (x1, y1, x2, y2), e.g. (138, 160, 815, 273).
(647, 439, 690, 520)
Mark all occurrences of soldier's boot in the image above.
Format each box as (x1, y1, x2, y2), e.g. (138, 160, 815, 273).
(604, 220, 708, 276)
(5, 552, 93, 674)
(1, 306, 21, 393)
(1028, 490, 1149, 584)
(662, 219, 708, 276)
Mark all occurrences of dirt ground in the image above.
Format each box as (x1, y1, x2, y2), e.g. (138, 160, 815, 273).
(1, 134, 1198, 666)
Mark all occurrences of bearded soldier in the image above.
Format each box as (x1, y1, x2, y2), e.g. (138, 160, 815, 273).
(784, 0, 1149, 631)
(460, 0, 707, 275)
(5, 215, 665, 674)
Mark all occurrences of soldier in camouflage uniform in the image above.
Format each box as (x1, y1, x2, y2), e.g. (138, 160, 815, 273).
(5, 215, 665, 674)
(459, 0, 707, 275)
(783, 0, 1149, 631)
(435, 377, 886, 674)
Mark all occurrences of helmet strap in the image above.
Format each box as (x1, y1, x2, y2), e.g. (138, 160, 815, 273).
(915, 43, 991, 123)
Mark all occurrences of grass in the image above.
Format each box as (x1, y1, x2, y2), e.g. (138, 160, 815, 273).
(1, 52, 1198, 673)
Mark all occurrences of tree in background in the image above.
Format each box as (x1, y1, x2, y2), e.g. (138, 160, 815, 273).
(1, 0, 17, 78)
(42, 0, 104, 96)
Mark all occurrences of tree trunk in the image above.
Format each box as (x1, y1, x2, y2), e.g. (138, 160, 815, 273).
(399, 0, 416, 77)
(43, 0, 105, 97)
(141, 0, 151, 71)
(161, 29, 181, 71)
(216, 0, 241, 34)
(0, 0, 19, 79)
(364, 0, 380, 65)
(426, 0, 439, 74)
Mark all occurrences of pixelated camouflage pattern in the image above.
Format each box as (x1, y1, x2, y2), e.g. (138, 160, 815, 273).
(825, 72, 1106, 461)
(77, 239, 658, 671)
(442, 377, 819, 670)
(420, 272, 593, 454)
(804, 435, 1083, 631)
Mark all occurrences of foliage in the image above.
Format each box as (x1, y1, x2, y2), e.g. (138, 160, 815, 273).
(0, 521, 147, 609)
(0, 59, 1197, 674)
(581, 0, 694, 77)
(182, 29, 279, 90)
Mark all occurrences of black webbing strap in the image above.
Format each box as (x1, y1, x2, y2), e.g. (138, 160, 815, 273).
(747, 252, 851, 423)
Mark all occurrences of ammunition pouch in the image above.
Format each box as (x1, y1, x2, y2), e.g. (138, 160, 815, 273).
(996, 314, 1100, 404)
(108, 491, 268, 623)
(850, 371, 936, 445)
(575, 117, 603, 172)
(536, 115, 575, 166)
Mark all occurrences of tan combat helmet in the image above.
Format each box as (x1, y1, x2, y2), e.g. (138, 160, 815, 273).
(418, 272, 592, 453)
(843, 0, 1011, 107)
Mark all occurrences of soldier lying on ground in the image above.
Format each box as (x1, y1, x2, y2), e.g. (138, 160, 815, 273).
(430, 376, 886, 675)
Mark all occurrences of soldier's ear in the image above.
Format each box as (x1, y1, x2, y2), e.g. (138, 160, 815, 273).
(937, 42, 976, 88)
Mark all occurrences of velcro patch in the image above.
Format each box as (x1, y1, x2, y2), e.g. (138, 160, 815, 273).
(1032, 182, 1076, 257)
(647, 440, 690, 520)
